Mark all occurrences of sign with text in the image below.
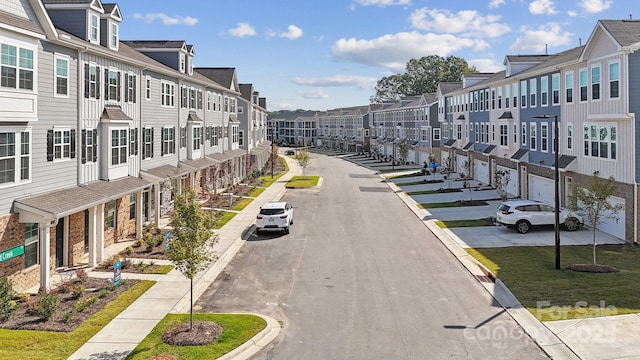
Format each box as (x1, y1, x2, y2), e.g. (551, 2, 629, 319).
(113, 260, 122, 285)
(0, 245, 25, 263)
(165, 232, 171, 250)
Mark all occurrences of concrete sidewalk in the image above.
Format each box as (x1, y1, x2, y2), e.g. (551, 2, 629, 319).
(68, 155, 302, 360)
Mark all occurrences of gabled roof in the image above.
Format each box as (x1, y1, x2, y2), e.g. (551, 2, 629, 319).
(438, 82, 462, 95)
(102, 3, 121, 20)
(239, 83, 253, 101)
(195, 67, 238, 92)
(599, 20, 640, 47)
(42, 0, 104, 13)
(121, 40, 188, 50)
(0, 8, 45, 36)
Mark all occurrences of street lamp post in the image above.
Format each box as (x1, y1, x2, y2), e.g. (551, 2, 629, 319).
(393, 122, 401, 170)
(534, 114, 560, 269)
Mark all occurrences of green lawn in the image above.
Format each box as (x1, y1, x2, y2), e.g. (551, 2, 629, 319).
(286, 175, 320, 188)
(417, 200, 488, 209)
(126, 313, 266, 359)
(395, 180, 429, 186)
(0, 280, 155, 360)
(435, 218, 495, 228)
(248, 187, 266, 197)
(232, 197, 253, 211)
(387, 172, 422, 179)
(213, 211, 237, 229)
(466, 245, 640, 321)
(407, 189, 462, 195)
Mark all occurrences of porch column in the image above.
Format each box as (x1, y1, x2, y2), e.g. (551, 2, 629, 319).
(136, 189, 143, 239)
(153, 184, 161, 226)
(96, 203, 105, 263)
(88, 206, 97, 267)
(39, 222, 52, 292)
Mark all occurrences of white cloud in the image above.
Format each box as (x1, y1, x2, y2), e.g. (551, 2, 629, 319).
(297, 90, 330, 99)
(509, 23, 573, 52)
(291, 75, 377, 90)
(489, 0, 505, 8)
(409, 8, 511, 38)
(133, 13, 198, 26)
(529, 0, 558, 15)
(332, 32, 487, 72)
(267, 25, 304, 39)
(468, 58, 503, 73)
(228, 22, 256, 38)
(567, 10, 578, 17)
(578, 0, 612, 13)
(353, 0, 411, 7)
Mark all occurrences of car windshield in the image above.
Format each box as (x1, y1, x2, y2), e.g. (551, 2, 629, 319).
(260, 208, 285, 216)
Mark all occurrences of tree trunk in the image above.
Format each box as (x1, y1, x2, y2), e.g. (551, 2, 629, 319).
(592, 228, 597, 265)
(190, 277, 194, 330)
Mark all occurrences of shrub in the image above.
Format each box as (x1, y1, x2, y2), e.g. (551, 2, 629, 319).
(0, 277, 15, 322)
(75, 268, 88, 283)
(61, 310, 74, 323)
(85, 296, 97, 305)
(133, 239, 143, 248)
(34, 294, 59, 321)
(74, 298, 89, 312)
(98, 288, 111, 298)
(71, 284, 85, 299)
(125, 246, 134, 255)
(144, 232, 163, 251)
(122, 258, 133, 269)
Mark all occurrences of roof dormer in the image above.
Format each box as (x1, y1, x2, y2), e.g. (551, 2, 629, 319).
(42, 0, 105, 44)
(186, 45, 194, 75)
(121, 40, 189, 72)
(100, 3, 121, 51)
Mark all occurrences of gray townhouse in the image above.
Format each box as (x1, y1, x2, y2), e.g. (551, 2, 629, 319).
(0, 0, 270, 292)
(238, 83, 271, 175)
(269, 110, 317, 147)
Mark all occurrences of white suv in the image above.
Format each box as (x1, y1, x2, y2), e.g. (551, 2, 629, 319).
(256, 201, 294, 234)
(496, 200, 584, 234)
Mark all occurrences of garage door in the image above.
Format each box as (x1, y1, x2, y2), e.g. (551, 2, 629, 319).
(528, 175, 554, 204)
(592, 196, 625, 240)
(474, 159, 490, 184)
(496, 165, 518, 197)
(407, 150, 416, 164)
(456, 154, 467, 176)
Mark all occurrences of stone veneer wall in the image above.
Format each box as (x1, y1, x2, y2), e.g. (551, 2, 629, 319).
(0, 214, 39, 292)
(69, 211, 85, 266)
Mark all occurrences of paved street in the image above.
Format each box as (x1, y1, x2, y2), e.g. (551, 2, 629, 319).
(195, 152, 548, 359)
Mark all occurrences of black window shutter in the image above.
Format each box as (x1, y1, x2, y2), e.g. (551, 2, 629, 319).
(134, 128, 139, 156)
(70, 129, 76, 159)
(84, 64, 90, 98)
(46, 130, 54, 161)
(173, 127, 176, 151)
(133, 75, 137, 103)
(161, 127, 165, 155)
(81, 129, 87, 164)
(92, 130, 98, 162)
(117, 72, 121, 101)
(95, 67, 100, 99)
(150, 128, 153, 158)
(124, 73, 129, 102)
(141, 130, 146, 159)
(104, 68, 109, 100)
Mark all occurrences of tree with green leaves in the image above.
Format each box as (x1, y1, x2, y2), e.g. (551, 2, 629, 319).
(294, 149, 311, 178)
(371, 55, 477, 102)
(397, 141, 409, 165)
(569, 175, 624, 265)
(166, 189, 218, 330)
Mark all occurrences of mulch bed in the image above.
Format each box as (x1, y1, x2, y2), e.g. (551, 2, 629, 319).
(162, 321, 223, 346)
(566, 263, 620, 273)
(1, 277, 137, 332)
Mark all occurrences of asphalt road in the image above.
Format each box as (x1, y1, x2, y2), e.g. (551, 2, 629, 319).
(195, 153, 549, 360)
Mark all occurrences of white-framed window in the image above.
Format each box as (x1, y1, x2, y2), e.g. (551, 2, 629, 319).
(541, 76, 548, 106)
(145, 76, 151, 100)
(484, 89, 489, 110)
(193, 127, 201, 151)
(530, 123, 537, 151)
(142, 127, 153, 159)
(54, 55, 68, 97)
(521, 123, 527, 146)
(579, 68, 588, 101)
(189, 88, 196, 109)
(129, 194, 136, 220)
(0, 129, 30, 186)
(591, 65, 601, 100)
(129, 128, 138, 157)
(512, 83, 518, 108)
(474, 123, 479, 142)
(513, 124, 517, 144)
(491, 88, 496, 110)
(584, 124, 616, 159)
(541, 123, 548, 152)
(529, 79, 537, 107)
(520, 80, 527, 108)
(111, 129, 128, 166)
(499, 124, 508, 146)
(162, 127, 175, 155)
(180, 54, 185, 72)
(106, 200, 116, 230)
(54, 129, 71, 161)
(456, 124, 462, 140)
(565, 72, 574, 103)
(609, 61, 619, 99)
(1, 44, 34, 90)
(238, 130, 244, 146)
(107, 69, 119, 100)
(491, 124, 495, 141)
(232, 126, 239, 143)
(433, 128, 440, 141)
(212, 126, 219, 146)
(567, 123, 573, 150)
(89, 13, 99, 43)
(84, 129, 96, 163)
(161, 81, 175, 107)
(497, 87, 502, 109)
(24, 223, 38, 268)
(207, 91, 212, 111)
(109, 22, 118, 50)
(505, 85, 510, 108)
(86, 64, 99, 99)
(125, 73, 135, 102)
(552, 74, 560, 105)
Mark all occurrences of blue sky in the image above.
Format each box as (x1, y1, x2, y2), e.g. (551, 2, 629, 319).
(117, 0, 634, 111)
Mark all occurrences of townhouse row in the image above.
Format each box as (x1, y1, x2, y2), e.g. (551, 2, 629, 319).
(0, 0, 271, 292)
(269, 19, 640, 245)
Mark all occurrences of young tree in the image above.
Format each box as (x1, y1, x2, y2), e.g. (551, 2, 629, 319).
(397, 141, 409, 165)
(569, 175, 624, 265)
(494, 169, 511, 201)
(166, 189, 218, 330)
(294, 149, 311, 178)
(462, 161, 474, 201)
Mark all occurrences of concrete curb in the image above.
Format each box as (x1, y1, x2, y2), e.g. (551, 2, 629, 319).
(217, 314, 282, 360)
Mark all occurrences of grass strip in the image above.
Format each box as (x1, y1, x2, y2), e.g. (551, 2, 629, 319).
(213, 211, 237, 229)
(407, 189, 463, 195)
(151, 265, 175, 274)
(248, 187, 266, 197)
(232, 198, 253, 211)
(286, 176, 320, 188)
(418, 200, 488, 209)
(435, 218, 495, 228)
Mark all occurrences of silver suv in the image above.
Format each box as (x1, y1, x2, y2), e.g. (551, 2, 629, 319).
(496, 200, 584, 234)
(256, 201, 294, 234)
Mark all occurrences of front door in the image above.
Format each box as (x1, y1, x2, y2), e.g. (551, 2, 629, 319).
(55, 219, 64, 268)
(84, 210, 89, 254)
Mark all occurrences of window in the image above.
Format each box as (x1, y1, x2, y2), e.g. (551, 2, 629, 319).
(111, 129, 128, 166)
(106, 69, 120, 101)
(161, 81, 174, 107)
(491, 88, 496, 109)
(484, 89, 489, 110)
(180, 54, 185, 72)
(541, 123, 548, 152)
(207, 91, 212, 111)
(520, 81, 527, 108)
(53, 129, 71, 160)
(1, 44, 33, 90)
(232, 126, 239, 143)
(529, 79, 537, 107)
(474, 123, 479, 142)
(497, 87, 502, 109)
(145, 76, 151, 100)
(193, 127, 201, 151)
(24, 223, 38, 268)
(492, 124, 495, 141)
(541, 76, 548, 106)
(110, 23, 118, 49)
(162, 127, 175, 155)
(456, 124, 462, 140)
(505, 85, 510, 108)
(521, 123, 527, 146)
(106, 200, 116, 230)
(473, 91, 478, 111)
(585, 124, 616, 159)
(0, 130, 30, 185)
(82, 129, 96, 164)
(609, 62, 619, 99)
(591, 65, 601, 100)
(433, 128, 440, 140)
(512, 83, 518, 108)
(142, 128, 153, 159)
(224, 97, 229, 112)
(530, 124, 536, 150)
(479, 90, 484, 111)
(500, 125, 508, 146)
(129, 194, 136, 220)
(85, 64, 99, 99)
(197, 90, 203, 109)
(180, 127, 186, 148)
(239, 130, 244, 146)
(579, 68, 588, 101)
(565, 72, 574, 103)
(513, 124, 517, 144)
(552, 74, 560, 105)
(89, 14, 99, 42)
(129, 128, 138, 156)
(567, 124, 573, 150)
(55, 56, 68, 96)
(189, 89, 196, 109)
(124, 73, 136, 102)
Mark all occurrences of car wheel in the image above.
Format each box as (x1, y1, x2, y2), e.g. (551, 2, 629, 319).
(515, 220, 531, 234)
(564, 218, 580, 231)
(256, 228, 262, 235)
(284, 226, 290, 235)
